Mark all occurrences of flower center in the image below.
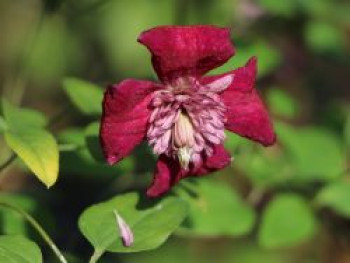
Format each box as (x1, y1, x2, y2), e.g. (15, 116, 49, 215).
(147, 77, 228, 170)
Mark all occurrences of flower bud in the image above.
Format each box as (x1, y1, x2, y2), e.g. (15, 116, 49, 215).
(114, 210, 133, 247)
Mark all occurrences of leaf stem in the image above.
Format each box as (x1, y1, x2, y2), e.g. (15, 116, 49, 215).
(246, 187, 265, 206)
(0, 154, 17, 174)
(0, 201, 68, 263)
(89, 249, 104, 263)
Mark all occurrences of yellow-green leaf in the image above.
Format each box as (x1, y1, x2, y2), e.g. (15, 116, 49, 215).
(4, 128, 59, 188)
(1, 99, 47, 129)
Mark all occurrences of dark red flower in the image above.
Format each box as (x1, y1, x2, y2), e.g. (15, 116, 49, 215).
(100, 25, 276, 197)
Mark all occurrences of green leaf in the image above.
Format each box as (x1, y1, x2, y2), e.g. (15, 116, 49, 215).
(304, 21, 345, 53)
(224, 131, 251, 152)
(0, 235, 42, 263)
(178, 179, 256, 237)
(237, 149, 292, 188)
(315, 181, 350, 217)
(0, 115, 7, 133)
(259, 194, 317, 248)
(85, 122, 104, 162)
(1, 99, 47, 129)
(58, 128, 88, 159)
(0, 194, 36, 235)
(62, 78, 103, 115)
(78, 193, 188, 255)
(276, 122, 345, 182)
(58, 128, 131, 177)
(299, 0, 332, 17)
(267, 89, 298, 118)
(4, 128, 59, 188)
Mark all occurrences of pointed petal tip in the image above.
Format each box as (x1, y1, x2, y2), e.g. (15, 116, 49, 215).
(106, 156, 117, 165)
(261, 132, 277, 147)
(247, 56, 258, 65)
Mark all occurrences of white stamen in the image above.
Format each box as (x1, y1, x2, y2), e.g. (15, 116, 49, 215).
(178, 147, 192, 170)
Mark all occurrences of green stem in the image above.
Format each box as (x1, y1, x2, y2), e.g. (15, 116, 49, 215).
(89, 249, 104, 263)
(0, 202, 67, 263)
(246, 187, 265, 206)
(0, 154, 17, 174)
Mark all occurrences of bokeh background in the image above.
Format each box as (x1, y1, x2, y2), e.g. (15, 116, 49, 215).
(1, 0, 350, 262)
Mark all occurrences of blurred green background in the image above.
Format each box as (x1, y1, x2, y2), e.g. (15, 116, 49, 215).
(0, 0, 350, 262)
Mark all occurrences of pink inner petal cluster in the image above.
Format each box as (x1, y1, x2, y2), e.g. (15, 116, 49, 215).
(100, 25, 276, 197)
(147, 77, 229, 170)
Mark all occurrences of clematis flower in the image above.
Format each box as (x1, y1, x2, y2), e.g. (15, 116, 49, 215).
(100, 25, 276, 197)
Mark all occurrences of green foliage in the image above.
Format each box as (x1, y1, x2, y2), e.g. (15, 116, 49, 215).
(0, 235, 42, 263)
(85, 122, 104, 162)
(304, 21, 345, 53)
(26, 16, 83, 85)
(0, 116, 7, 132)
(0, 194, 36, 235)
(62, 78, 103, 115)
(258, 0, 298, 17)
(315, 181, 350, 217)
(1, 0, 349, 261)
(259, 194, 317, 248)
(1, 100, 59, 188)
(122, 238, 192, 263)
(237, 148, 291, 188)
(98, 0, 173, 78)
(58, 128, 133, 177)
(210, 41, 281, 78)
(123, 238, 296, 263)
(78, 193, 188, 257)
(276, 122, 345, 182)
(299, 0, 331, 17)
(178, 179, 256, 237)
(267, 89, 298, 118)
(5, 129, 59, 188)
(1, 100, 47, 129)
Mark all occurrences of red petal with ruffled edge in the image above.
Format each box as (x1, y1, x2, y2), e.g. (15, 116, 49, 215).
(138, 25, 235, 83)
(100, 79, 161, 164)
(201, 57, 276, 146)
(147, 144, 231, 197)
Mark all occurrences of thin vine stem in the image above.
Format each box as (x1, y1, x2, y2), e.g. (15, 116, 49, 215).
(0, 201, 67, 263)
(0, 154, 16, 174)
